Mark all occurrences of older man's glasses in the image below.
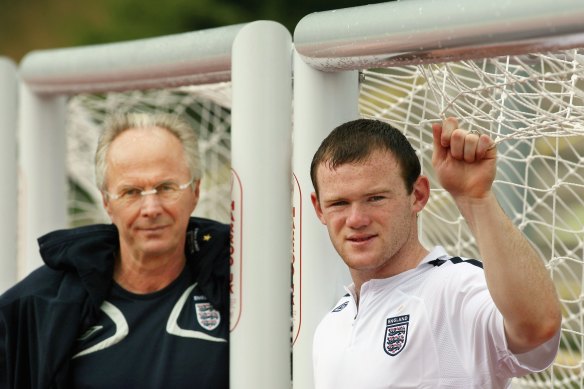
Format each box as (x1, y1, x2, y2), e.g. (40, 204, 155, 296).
(105, 179, 195, 206)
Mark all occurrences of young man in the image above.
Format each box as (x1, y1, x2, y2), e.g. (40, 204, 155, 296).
(310, 117, 561, 388)
(0, 113, 229, 388)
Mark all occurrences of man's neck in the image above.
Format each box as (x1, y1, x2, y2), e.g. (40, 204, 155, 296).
(113, 252, 186, 294)
(352, 244, 429, 307)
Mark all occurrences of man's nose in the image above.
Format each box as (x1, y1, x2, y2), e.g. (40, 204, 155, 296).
(346, 203, 370, 229)
(139, 192, 163, 215)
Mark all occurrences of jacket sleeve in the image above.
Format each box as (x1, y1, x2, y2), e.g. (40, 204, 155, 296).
(0, 313, 9, 388)
(0, 266, 93, 389)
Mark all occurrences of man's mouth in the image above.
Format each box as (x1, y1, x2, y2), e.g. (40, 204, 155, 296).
(347, 234, 375, 243)
(139, 225, 167, 232)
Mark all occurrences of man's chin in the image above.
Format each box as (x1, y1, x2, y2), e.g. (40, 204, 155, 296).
(343, 252, 381, 270)
(136, 238, 173, 255)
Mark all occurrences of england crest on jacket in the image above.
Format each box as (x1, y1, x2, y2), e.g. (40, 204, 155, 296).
(383, 314, 409, 356)
(195, 302, 221, 331)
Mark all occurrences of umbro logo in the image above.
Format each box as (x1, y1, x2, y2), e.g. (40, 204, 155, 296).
(77, 325, 103, 341)
(332, 301, 349, 312)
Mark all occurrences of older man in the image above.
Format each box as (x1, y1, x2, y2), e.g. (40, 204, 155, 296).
(0, 113, 229, 388)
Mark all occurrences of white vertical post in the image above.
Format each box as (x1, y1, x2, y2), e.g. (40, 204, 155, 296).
(18, 85, 67, 276)
(230, 21, 293, 388)
(291, 49, 359, 388)
(0, 58, 18, 291)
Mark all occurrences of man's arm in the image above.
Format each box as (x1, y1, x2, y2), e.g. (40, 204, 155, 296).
(431, 117, 562, 354)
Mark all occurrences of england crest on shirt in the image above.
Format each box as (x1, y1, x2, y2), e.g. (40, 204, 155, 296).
(195, 302, 221, 331)
(383, 314, 409, 356)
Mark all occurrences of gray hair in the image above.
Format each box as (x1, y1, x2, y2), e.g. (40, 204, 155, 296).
(95, 112, 202, 190)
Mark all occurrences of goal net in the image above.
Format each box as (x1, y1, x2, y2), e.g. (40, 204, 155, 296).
(359, 48, 584, 388)
(66, 83, 232, 227)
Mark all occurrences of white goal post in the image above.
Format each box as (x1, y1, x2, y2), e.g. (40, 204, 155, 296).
(17, 21, 292, 389)
(0, 58, 18, 292)
(292, 0, 584, 388)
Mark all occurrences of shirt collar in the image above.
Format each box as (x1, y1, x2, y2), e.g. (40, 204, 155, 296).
(345, 246, 450, 296)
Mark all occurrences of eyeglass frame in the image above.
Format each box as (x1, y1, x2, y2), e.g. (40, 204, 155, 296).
(103, 178, 196, 204)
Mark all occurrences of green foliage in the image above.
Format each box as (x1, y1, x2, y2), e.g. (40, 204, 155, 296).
(80, 0, 251, 44)
(0, 0, 386, 61)
(76, 0, 383, 45)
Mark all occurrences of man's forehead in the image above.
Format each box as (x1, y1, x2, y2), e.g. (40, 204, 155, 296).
(112, 125, 171, 143)
(109, 127, 179, 155)
(319, 149, 398, 171)
(106, 128, 187, 176)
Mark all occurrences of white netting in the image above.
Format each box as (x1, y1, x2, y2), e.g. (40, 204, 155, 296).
(360, 48, 584, 387)
(66, 82, 232, 226)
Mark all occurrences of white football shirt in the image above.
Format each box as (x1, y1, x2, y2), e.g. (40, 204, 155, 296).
(313, 246, 560, 389)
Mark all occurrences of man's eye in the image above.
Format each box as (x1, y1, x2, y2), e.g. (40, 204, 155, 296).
(157, 183, 178, 193)
(121, 188, 141, 198)
(369, 196, 384, 202)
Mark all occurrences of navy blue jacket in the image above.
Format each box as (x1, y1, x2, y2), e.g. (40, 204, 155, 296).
(0, 217, 229, 389)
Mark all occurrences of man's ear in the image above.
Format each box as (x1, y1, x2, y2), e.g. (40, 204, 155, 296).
(189, 179, 201, 212)
(411, 175, 430, 213)
(310, 192, 327, 225)
(102, 192, 114, 221)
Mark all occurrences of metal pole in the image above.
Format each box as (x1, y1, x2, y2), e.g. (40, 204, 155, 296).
(0, 58, 18, 290)
(19, 25, 245, 95)
(291, 49, 358, 388)
(294, 0, 584, 71)
(230, 21, 293, 388)
(18, 84, 68, 275)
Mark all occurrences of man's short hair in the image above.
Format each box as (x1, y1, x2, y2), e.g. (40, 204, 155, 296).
(310, 118, 421, 197)
(95, 112, 202, 190)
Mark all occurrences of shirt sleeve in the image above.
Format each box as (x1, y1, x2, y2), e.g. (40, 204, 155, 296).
(493, 310, 561, 375)
(433, 264, 560, 380)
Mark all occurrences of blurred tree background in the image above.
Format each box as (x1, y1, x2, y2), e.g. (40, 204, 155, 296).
(0, 0, 382, 62)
